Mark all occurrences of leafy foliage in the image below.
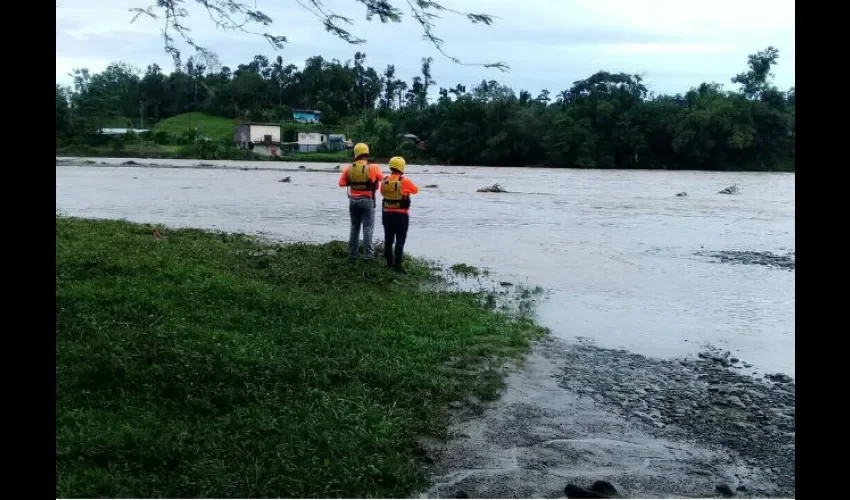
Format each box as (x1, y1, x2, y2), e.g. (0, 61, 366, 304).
(56, 47, 794, 171)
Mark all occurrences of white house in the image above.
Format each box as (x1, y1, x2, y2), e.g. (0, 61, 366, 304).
(235, 123, 281, 145)
(234, 123, 282, 156)
(297, 132, 328, 152)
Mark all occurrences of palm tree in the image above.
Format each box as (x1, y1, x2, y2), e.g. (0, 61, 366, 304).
(556, 89, 570, 105)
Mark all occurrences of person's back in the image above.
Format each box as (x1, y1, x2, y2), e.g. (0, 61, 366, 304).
(380, 156, 419, 272)
(340, 160, 383, 199)
(338, 143, 384, 261)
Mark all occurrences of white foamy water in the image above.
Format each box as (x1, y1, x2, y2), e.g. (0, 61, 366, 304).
(56, 159, 795, 376)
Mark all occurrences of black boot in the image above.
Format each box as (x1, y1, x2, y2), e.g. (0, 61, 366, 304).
(393, 263, 406, 274)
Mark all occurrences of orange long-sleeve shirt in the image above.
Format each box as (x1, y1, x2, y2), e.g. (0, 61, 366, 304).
(382, 173, 419, 214)
(338, 162, 384, 199)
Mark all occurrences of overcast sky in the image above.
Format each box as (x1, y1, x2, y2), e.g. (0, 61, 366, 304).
(56, 0, 795, 96)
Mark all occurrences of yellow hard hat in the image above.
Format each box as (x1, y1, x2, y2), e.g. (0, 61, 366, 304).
(353, 143, 369, 157)
(388, 156, 406, 173)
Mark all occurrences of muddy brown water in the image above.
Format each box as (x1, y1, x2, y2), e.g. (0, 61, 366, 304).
(57, 159, 795, 498)
(56, 159, 795, 376)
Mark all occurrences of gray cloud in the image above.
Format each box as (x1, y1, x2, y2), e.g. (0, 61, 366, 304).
(56, 0, 795, 96)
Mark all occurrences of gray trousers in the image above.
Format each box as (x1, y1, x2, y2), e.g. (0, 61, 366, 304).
(348, 196, 376, 259)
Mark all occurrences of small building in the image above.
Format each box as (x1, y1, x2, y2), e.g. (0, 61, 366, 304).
(327, 134, 348, 152)
(297, 132, 328, 152)
(235, 123, 282, 156)
(292, 109, 322, 124)
(399, 132, 427, 151)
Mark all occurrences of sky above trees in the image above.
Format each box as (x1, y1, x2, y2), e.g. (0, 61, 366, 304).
(56, 0, 795, 97)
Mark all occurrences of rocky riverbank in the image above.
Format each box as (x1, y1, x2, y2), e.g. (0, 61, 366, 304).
(420, 339, 795, 499)
(557, 343, 795, 497)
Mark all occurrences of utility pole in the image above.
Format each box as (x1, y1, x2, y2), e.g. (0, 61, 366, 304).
(139, 100, 144, 129)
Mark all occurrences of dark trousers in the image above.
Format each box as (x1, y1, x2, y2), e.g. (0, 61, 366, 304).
(382, 211, 409, 266)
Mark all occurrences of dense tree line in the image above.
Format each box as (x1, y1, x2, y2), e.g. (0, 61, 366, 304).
(56, 47, 795, 171)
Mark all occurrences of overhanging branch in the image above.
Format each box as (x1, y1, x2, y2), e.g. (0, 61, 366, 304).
(129, 0, 508, 70)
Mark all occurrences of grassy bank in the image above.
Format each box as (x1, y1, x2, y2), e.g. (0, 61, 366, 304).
(56, 143, 180, 158)
(55, 146, 424, 165)
(58, 111, 435, 164)
(55, 145, 352, 163)
(55, 217, 544, 498)
(152, 112, 237, 143)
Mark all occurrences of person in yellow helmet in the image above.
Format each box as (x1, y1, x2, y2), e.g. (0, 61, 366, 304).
(380, 156, 419, 273)
(338, 143, 385, 261)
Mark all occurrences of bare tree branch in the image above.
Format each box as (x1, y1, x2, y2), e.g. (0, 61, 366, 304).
(404, 0, 507, 71)
(129, 0, 508, 70)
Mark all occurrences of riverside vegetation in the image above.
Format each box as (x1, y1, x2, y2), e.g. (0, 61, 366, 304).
(55, 216, 545, 497)
(56, 46, 793, 171)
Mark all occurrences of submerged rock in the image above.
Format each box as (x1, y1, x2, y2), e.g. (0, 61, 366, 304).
(718, 184, 740, 195)
(715, 482, 736, 497)
(477, 183, 508, 193)
(766, 373, 793, 384)
(121, 160, 141, 166)
(591, 481, 618, 497)
(279, 176, 292, 183)
(676, 192, 688, 197)
(697, 250, 795, 270)
(565, 481, 618, 499)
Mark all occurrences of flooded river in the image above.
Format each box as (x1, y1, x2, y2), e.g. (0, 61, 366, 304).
(55, 159, 795, 376)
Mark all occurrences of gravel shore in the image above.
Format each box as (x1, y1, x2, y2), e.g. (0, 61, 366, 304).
(557, 342, 795, 497)
(420, 339, 795, 499)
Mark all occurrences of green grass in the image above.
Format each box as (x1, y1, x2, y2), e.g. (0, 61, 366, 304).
(280, 151, 352, 163)
(56, 143, 181, 159)
(153, 112, 240, 143)
(56, 217, 545, 498)
(55, 146, 353, 163)
(56, 145, 377, 164)
(450, 263, 482, 277)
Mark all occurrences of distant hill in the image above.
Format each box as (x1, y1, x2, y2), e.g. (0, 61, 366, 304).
(153, 113, 240, 143)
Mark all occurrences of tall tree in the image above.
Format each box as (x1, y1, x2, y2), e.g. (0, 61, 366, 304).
(420, 57, 436, 109)
(380, 65, 398, 110)
(56, 85, 71, 138)
(139, 64, 167, 120)
(731, 46, 780, 99)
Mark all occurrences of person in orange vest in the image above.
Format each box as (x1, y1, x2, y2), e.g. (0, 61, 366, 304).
(338, 142, 385, 261)
(380, 156, 419, 273)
